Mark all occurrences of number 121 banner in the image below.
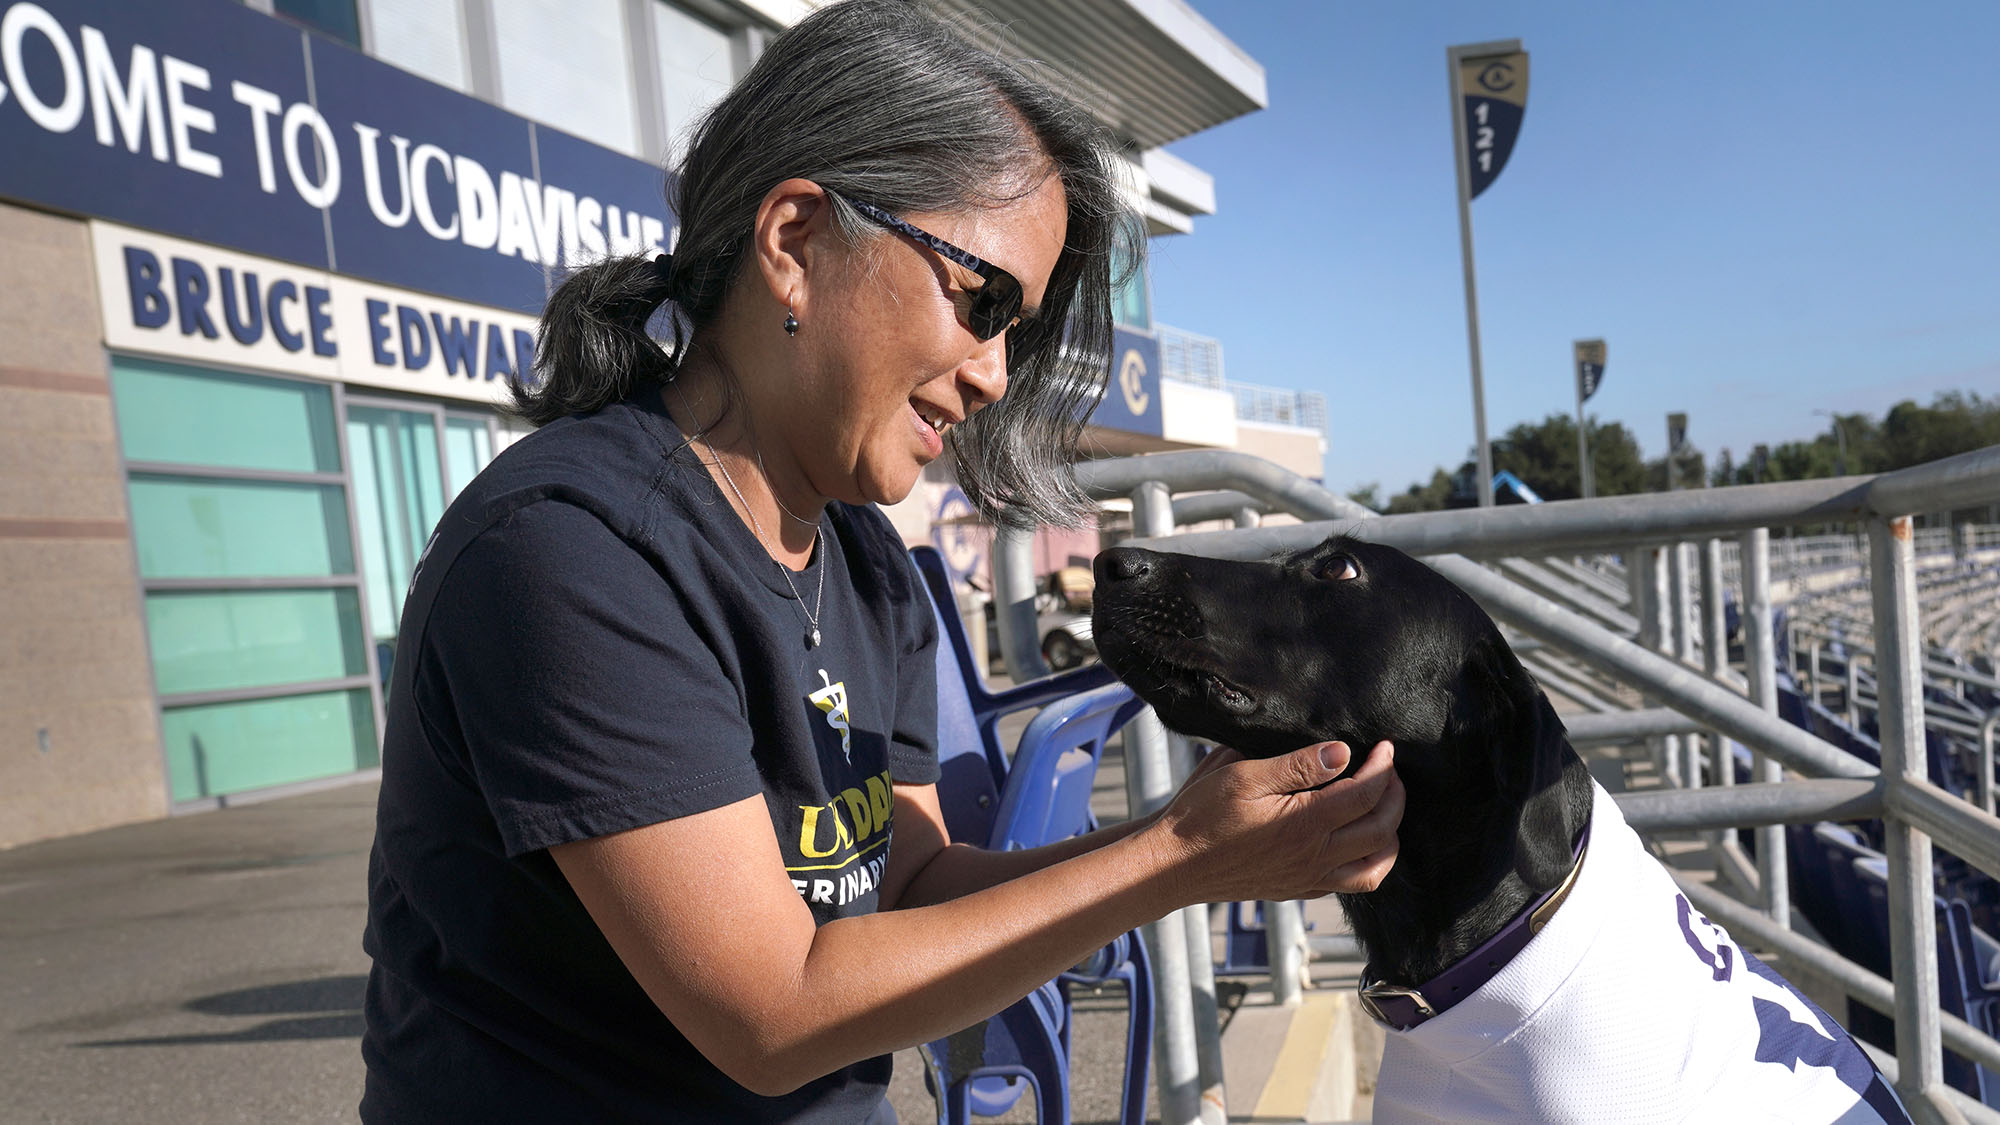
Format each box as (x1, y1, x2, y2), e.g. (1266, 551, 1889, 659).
(1459, 50, 1530, 199)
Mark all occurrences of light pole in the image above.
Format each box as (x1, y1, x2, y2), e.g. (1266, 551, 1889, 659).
(1814, 409, 1849, 476)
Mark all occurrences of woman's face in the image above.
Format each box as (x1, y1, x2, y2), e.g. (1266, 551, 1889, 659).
(785, 175, 1069, 509)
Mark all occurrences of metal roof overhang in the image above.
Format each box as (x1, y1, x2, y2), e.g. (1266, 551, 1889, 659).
(920, 0, 1267, 148)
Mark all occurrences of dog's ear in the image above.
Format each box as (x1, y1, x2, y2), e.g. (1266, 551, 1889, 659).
(1442, 632, 1523, 775)
(1447, 631, 1563, 802)
(1453, 634, 1581, 889)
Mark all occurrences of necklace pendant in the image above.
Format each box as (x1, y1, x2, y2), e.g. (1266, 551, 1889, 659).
(808, 627, 821, 648)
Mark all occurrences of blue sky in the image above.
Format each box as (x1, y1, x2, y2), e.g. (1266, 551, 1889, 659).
(1156, 1, 1998, 498)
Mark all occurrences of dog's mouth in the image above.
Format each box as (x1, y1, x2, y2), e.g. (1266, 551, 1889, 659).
(1096, 635, 1260, 722)
(1195, 669, 1257, 715)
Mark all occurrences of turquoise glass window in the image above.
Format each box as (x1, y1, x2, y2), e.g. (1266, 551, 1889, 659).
(161, 689, 377, 802)
(444, 415, 494, 501)
(348, 406, 447, 640)
(113, 356, 380, 803)
(111, 357, 341, 473)
(127, 475, 356, 579)
(1111, 214, 1151, 330)
(147, 589, 366, 696)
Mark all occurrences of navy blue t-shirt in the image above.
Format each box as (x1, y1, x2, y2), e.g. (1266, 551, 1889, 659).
(360, 386, 939, 1123)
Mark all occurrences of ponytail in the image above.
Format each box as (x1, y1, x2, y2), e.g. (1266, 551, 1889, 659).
(509, 254, 680, 426)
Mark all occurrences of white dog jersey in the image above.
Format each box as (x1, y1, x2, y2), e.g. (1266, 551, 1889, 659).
(1371, 782, 1910, 1124)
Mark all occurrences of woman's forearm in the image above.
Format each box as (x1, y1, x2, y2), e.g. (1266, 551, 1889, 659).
(755, 821, 1185, 1092)
(891, 810, 1159, 909)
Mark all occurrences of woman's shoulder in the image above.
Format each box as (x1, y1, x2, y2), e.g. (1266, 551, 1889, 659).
(451, 394, 699, 551)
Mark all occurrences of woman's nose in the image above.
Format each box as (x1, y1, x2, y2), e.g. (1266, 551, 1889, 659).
(959, 332, 1009, 408)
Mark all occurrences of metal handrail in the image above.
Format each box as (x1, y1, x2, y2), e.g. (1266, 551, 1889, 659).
(1010, 442, 2000, 1124)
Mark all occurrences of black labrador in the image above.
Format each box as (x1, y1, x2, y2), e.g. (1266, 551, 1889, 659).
(1091, 534, 1910, 1124)
(1091, 533, 1591, 988)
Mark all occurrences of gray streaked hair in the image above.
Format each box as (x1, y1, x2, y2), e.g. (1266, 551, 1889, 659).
(515, 0, 1133, 529)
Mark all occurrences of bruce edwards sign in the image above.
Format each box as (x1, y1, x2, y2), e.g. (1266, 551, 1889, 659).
(92, 220, 536, 405)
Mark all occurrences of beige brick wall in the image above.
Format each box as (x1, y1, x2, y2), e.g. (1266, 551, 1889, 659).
(1235, 421, 1327, 483)
(0, 202, 167, 848)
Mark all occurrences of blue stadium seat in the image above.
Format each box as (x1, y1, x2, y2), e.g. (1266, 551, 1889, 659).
(1786, 820, 1844, 949)
(1815, 825, 1886, 966)
(987, 681, 1153, 1125)
(1852, 857, 2000, 1104)
(1811, 825, 1897, 1051)
(908, 547, 1152, 1124)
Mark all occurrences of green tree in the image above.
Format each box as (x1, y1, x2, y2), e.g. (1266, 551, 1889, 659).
(1580, 418, 1647, 496)
(1711, 447, 1736, 488)
(1372, 388, 1996, 508)
(1879, 392, 2000, 470)
(1645, 448, 1708, 491)
(1386, 468, 1456, 514)
(1480, 413, 1648, 500)
(1347, 482, 1383, 511)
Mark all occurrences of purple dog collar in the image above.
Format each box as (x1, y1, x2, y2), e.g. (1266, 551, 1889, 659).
(1358, 816, 1593, 1032)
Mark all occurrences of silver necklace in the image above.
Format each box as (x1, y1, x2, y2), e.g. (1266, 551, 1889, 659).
(757, 448, 823, 528)
(700, 433, 826, 648)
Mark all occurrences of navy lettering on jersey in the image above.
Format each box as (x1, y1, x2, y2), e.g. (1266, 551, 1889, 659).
(1676, 892, 1735, 982)
(1743, 952, 1912, 1124)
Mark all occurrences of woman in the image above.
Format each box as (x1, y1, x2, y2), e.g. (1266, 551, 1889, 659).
(360, 2, 1404, 1121)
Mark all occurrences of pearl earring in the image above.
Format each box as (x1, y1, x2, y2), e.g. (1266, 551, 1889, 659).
(783, 307, 798, 337)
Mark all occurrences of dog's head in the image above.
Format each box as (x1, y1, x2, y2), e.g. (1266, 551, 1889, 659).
(1091, 533, 1545, 790)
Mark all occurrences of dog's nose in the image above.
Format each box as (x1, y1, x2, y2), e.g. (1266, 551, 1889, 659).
(1097, 547, 1153, 583)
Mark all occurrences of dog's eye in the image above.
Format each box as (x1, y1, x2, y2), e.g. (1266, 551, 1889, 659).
(1319, 554, 1360, 582)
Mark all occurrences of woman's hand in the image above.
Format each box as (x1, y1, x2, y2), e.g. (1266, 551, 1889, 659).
(1149, 740, 1402, 905)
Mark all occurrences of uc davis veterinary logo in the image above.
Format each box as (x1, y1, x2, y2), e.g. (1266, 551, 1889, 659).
(808, 669, 851, 763)
(792, 769, 896, 907)
(1119, 348, 1149, 414)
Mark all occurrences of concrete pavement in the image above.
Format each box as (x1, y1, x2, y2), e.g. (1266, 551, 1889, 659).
(1, 768, 1376, 1124)
(3, 780, 376, 1123)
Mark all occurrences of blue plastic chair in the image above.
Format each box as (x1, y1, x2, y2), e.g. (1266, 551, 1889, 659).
(1852, 857, 2000, 1104)
(989, 682, 1154, 1125)
(909, 547, 1115, 850)
(908, 547, 1153, 1124)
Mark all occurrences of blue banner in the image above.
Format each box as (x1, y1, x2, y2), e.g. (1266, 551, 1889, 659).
(1089, 326, 1163, 437)
(0, 0, 675, 314)
(1575, 338, 1606, 402)
(1457, 50, 1529, 201)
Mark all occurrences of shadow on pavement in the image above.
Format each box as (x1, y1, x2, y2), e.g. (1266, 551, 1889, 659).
(79, 974, 366, 1047)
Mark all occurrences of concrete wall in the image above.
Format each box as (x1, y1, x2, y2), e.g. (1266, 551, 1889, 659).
(1236, 420, 1326, 482)
(0, 202, 166, 848)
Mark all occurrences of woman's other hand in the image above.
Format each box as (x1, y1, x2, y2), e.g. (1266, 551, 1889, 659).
(1150, 740, 1402, 904)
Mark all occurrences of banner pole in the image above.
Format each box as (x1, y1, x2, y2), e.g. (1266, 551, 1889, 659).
(1448, 44, 1493, 508)
(1575, 356, 1592, 500)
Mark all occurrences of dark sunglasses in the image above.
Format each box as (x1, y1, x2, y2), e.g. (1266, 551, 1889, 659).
(833, 192, 1031, 343)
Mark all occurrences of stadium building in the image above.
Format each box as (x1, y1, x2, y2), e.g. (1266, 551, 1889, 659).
(0, 0, 1319, 844)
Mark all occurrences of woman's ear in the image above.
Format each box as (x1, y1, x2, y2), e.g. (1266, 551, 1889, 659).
(750, 178, 831, 317)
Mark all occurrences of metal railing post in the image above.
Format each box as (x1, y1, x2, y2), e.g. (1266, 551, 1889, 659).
(1656, 548, 1688, 784)
(1847, 656, 1862, 730)
(1869, 514, 1955, 1123)
(992, 524, 1049, 683)
(1266, 899, 1306, 1007)
(1980, 713, 1998, 817)
(1670, 542, 1701, 788)
(1631, 548, 1675, 784)
(1808, 639, 1823, 709)
(1738, 528, 1791, 928)
(1699, 540, 1733, 859)
(1127, 480, 1225, 1125)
